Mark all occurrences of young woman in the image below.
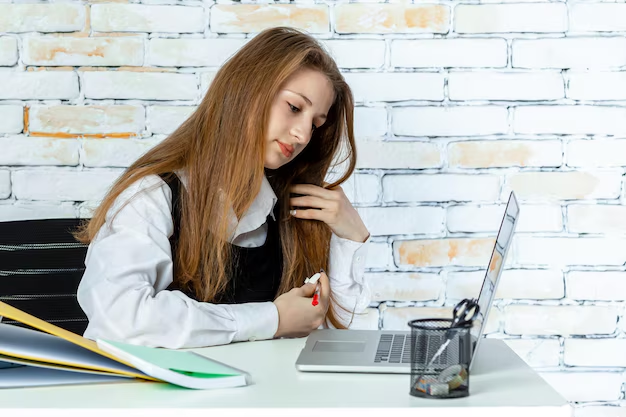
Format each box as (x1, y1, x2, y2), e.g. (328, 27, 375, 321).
(76, 27, 371, 349)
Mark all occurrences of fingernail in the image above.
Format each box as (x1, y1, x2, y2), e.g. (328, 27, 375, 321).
(290, 209, 296, 216)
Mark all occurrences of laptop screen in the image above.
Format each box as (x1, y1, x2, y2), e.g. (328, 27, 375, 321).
(470, 192, 520, 346)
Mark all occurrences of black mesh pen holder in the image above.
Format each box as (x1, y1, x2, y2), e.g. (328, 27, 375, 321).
(408, 318, 472, 399)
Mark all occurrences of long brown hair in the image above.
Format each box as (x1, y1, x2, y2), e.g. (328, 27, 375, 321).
(76, 27, 357, 328)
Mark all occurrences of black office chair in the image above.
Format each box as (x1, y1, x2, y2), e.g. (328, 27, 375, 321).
(0, 218, 89, 335)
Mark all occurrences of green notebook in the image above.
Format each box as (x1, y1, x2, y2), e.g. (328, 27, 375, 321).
(97, 339, 248, 390)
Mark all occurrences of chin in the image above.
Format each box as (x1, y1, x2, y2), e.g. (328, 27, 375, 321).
(264, 158, 283, 170)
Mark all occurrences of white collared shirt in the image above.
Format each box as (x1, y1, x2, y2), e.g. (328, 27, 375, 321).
(77, 174, 370, 349)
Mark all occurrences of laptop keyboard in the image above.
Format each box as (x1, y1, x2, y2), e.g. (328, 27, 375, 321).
(374, 333, 445, 365)
(374, 334, 411, 364)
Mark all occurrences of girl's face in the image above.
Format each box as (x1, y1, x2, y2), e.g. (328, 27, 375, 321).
(265, 68, 335, 169)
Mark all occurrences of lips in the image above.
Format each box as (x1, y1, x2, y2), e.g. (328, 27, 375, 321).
(277, 141, 294, 158)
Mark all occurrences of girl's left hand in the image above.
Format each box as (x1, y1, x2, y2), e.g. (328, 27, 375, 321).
(289, 184, 370, 243)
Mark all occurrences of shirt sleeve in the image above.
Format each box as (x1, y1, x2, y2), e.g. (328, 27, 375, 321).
(326, 233, 372, 329)
(77, 175, 279, 349)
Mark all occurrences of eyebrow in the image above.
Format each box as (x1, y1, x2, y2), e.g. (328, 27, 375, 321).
(286, 90, 327, 120)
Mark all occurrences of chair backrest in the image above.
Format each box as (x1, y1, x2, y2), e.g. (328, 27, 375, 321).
(0, 218, 89, 335)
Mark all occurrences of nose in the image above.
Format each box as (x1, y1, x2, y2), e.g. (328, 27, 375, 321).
(290, 119, 313, 144)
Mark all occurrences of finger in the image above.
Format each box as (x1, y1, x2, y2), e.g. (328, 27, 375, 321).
(290, 195, 334, 210)
(291, 184, 337, 199)
(298, 282, 317, 297)
(289, 208, 329, 222)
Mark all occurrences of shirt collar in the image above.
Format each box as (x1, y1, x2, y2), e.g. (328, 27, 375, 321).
(174, 170, 278, 241)
(230, 174, 278, 239)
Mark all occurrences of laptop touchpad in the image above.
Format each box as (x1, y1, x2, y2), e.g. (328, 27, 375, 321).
(313, 341, 366, 353)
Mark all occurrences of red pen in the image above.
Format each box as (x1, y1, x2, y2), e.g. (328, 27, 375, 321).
(312, 283, 320, 306)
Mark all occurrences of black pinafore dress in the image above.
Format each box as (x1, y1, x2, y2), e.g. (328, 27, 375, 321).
(160, 173, 282, 303)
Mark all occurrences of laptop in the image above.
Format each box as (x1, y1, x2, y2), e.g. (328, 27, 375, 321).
(295, 191, 520, 374)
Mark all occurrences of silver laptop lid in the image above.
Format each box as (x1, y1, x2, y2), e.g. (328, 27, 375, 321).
(469, 192, 520, 368)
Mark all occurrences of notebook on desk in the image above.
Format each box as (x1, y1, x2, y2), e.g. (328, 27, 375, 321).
(296, 191, 520, 374)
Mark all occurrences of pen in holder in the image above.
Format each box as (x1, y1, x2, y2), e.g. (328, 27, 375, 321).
(407, 299, 479, 399)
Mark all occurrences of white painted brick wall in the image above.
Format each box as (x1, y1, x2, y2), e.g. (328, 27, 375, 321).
(4, 1, 626, 411)
(323, 40, 385, 69)
(0, 170, 10, 199)
(513, 38, 626, 69)
(504, 305, 619, 336)
(334, 4, 450, 35)
(358, 206, 444, 236)
(515, 237, 626, 266)
(568, 139, 626, 167)
(211, 5, 330, 34)
(568, 205, 626, 234)
(28, 105, 145, 136)
(568, 72, 626, 101)
(504, 171, 622, 201)
(0, 137, 79, 166)
(514, 106, 626, 135)
(383, 174, 500, 203)
(393, 106, 509, 137)
(448, 72, 564, 101)
(365, 241, 392, 270)
(0, 4, 85, 33)
(341, 174, 380, 205)
(82, 139, 159, 168)
(565, 339, 626, 367)
(395, 237, 495, 267)
(566, 272, 626, 301)
(448, 140, 563, 168)
(12, 170, 121, 201)
(200, 72, 217, 96)
(447, 269, 565, 300)
(448, 204, 563, 233)
(344, 72, 444, 103)
(454, 4, 568, 34)
(353, 107, 386, 140)
(0, 72, 78, 100)
(82, 72, 197, 101)
(515, 205, 565, 233)
(148, 39, 247, 68)
(91, 4, 205, 33)
(23, 37, 145, 67)
(0, 105, 23, 134)
(356, 140, 441, 169)
(0, 37, 18, 66)
(569, 3, 626, 33)
(148, 106, 197, 135)
(391, 39, 508, 68)
(0, 202, 76, 222)
(365, 272, 443, 302)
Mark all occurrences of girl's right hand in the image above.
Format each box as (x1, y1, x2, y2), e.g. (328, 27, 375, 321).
(273, 272, 330, 338)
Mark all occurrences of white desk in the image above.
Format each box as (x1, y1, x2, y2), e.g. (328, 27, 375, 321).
(0, 338, 571, 415)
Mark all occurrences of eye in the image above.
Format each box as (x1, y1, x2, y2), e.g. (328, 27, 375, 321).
(289, 103, 317, 133)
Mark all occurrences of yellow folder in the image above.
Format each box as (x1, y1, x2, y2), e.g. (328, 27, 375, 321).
(0, 301, 157, 381)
